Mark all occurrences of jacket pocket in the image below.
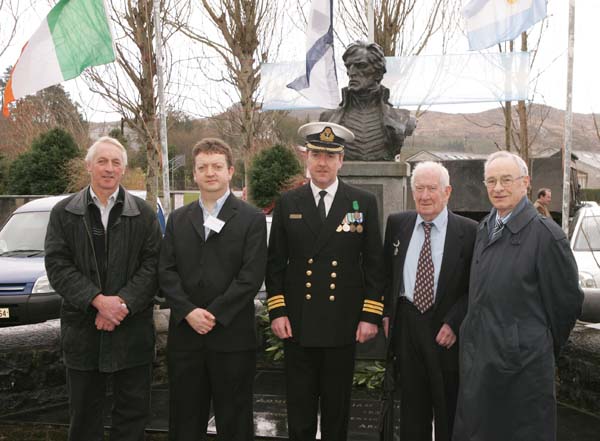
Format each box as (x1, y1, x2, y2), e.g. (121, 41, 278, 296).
(499, 323, 521, 372)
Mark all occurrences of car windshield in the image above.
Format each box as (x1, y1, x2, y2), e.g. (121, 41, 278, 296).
(574, 215, 600, 251)
(0, 211, 50, 256)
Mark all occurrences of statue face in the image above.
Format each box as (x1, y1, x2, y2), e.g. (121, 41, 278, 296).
(344, 47, 379, 93)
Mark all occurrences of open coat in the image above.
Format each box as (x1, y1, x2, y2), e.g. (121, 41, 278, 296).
(453, 199, 583, 441)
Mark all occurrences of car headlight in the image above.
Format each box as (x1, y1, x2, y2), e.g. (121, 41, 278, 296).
(579, 271, 597, 288)
(32, 274, 55, 294)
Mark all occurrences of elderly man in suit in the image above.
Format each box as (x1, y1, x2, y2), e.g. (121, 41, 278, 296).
(266, 122, 384, 441)
(453, 151, 582, 441)
(159, 138, 267, 441)
(383, 161, 477, 441)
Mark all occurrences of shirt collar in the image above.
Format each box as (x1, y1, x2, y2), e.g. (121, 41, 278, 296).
(89, 186, 120, 206)
(416, 206, 448, 231)
(198, 188, 231, 214)
(310, 178, 339, 199)
(491, 195, 528, 226)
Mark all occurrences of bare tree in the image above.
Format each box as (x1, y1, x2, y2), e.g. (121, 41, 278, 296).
(173, 0, 284, 188)
(84, 0, 187, 204)
(0, 0, 21, 59)
(338, 0, 461, 56)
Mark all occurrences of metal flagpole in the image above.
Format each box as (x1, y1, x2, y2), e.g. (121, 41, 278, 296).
(562, 0, 575, 233)
(153, 0, 171, 216)
(367, 0, 374, 43)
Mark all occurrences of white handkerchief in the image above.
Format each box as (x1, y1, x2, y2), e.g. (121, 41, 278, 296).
(204, 215, 225, 233)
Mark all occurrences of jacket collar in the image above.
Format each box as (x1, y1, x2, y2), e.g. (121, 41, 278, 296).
(65, 186, 140, 217)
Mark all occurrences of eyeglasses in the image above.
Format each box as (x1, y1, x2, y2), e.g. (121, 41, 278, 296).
(482, 176, 525, 188)
(414, 185, 440, 193)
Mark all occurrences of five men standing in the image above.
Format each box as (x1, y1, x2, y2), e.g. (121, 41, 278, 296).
(266, 122, 384, 441)
(45, 133, 582, 441)
(383, 161, 477, 441)
(45, 136, 162, 441)
(159, 138, 267, 441)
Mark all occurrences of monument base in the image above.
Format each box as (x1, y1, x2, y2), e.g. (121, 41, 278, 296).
(339, 161, 410, 230)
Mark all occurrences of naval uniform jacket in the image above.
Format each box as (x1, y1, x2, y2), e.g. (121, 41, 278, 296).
(266, 180, 384, 347)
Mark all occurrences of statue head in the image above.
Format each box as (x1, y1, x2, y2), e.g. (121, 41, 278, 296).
(342, 41, 386, 94)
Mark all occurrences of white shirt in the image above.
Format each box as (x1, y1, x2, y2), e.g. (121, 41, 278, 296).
(310, 178, 339, 217)
(90, 187, 120, 230)
(198, 189, 230, 238)
(402, 207, 448, 303)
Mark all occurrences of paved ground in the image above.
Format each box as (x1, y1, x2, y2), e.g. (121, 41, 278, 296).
(1, 369, 600, 441)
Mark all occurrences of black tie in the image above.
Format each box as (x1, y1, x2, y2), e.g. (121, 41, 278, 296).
(318, 190, 327, 222)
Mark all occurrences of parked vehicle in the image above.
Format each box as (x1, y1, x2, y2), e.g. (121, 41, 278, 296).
(0, 192, 165, 327)
(569, 201, 600, 322)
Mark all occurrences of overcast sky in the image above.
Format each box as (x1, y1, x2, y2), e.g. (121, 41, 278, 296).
(0, 0, 598, 121)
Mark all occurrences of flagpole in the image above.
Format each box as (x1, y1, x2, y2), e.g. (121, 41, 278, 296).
(562, 0, 575, 233)
(153, 0, 171, 216)
(367, 0, 374, 42)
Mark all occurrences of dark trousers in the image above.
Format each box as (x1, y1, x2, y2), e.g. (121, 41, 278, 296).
(283, 340, 356, 441)
(393, 300, 458, 441)
(66, 364, 152, 441)
(167, 349, 255, 441)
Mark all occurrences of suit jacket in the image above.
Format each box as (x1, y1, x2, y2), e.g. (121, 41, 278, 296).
(159, 194, 267, 352)
(383, 210, 477, 369)
(266, 180, 385, 347)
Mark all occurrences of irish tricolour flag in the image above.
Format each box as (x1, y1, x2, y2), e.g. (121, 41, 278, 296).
(2, 0, 115, 116)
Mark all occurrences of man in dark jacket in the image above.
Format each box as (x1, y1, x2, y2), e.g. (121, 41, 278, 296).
(453, 151, 583, 441)
(45, 136, 162, 441)
(159, 138, 267, 441)
(266, 122, 384, 441)
(383, 161, 477, 441)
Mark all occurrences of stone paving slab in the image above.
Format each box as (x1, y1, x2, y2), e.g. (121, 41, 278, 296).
(2, 369, 600, 440)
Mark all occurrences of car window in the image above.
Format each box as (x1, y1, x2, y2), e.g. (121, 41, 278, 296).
(574, 215, 600, 251)
(0, 211, 50, 255)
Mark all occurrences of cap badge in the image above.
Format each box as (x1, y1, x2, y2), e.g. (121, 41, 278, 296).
(320, 127, 335, 143)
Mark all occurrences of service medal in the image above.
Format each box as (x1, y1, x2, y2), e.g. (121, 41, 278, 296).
(343, 223, 350, 232)
(356, 224, 363, 233)
(350, 224, 356, 232)
(336, 225, 343, 232)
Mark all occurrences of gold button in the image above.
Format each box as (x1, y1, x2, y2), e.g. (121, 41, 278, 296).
(305, 294, 312, 300)
(306, 282, 312, 288)
(331, 272, 337, 278)
(329, 295, 335, 301)
(308, 258, 314, 264)
(332, 260, 338, 267)
(330, 283, 336, 290)
(306, 270, 312, 276)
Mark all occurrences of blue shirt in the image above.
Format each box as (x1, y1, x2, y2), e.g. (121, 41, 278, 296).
(402, 207, 448, 302)
(198, 189, 230, 238)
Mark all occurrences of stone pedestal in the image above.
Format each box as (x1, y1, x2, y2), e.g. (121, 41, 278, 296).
(339, 161, 410, 230)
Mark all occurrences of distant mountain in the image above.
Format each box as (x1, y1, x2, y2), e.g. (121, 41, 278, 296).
(286, 104, 600, 159)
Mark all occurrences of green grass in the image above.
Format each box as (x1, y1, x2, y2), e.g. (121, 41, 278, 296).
(183, 192, 200, 205)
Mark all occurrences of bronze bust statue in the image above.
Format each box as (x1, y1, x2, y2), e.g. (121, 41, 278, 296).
(320, 41, 416, 161)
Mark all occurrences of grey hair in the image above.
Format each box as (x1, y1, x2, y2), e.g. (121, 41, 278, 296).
(411, 161, 450, 190)
(85, 136, 128, 167)
(484, 151, 528, 177)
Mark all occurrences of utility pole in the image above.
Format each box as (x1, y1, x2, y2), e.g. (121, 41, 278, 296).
(562, 0, 575, 233)
(153, 0, 171, 216)
(367, 0, 374, 42)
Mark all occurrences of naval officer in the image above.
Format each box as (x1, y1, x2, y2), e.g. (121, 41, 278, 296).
(266, 122, 385, 441)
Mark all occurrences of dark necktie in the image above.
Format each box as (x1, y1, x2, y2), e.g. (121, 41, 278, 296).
(490, 217, 504, 242)
(413, 222, 434, 313)
(317, 190, 327, 222)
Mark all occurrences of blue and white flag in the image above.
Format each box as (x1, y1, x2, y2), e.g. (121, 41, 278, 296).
(286, 0, 340, 109)
(462, 0, 547, 51)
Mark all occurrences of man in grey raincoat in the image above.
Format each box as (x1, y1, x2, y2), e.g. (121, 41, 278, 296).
(453, 151, 583, 441)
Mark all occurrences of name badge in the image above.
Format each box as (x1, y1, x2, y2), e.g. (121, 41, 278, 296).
(204, 215, 225, 233)
(289, 213, 302, 219)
